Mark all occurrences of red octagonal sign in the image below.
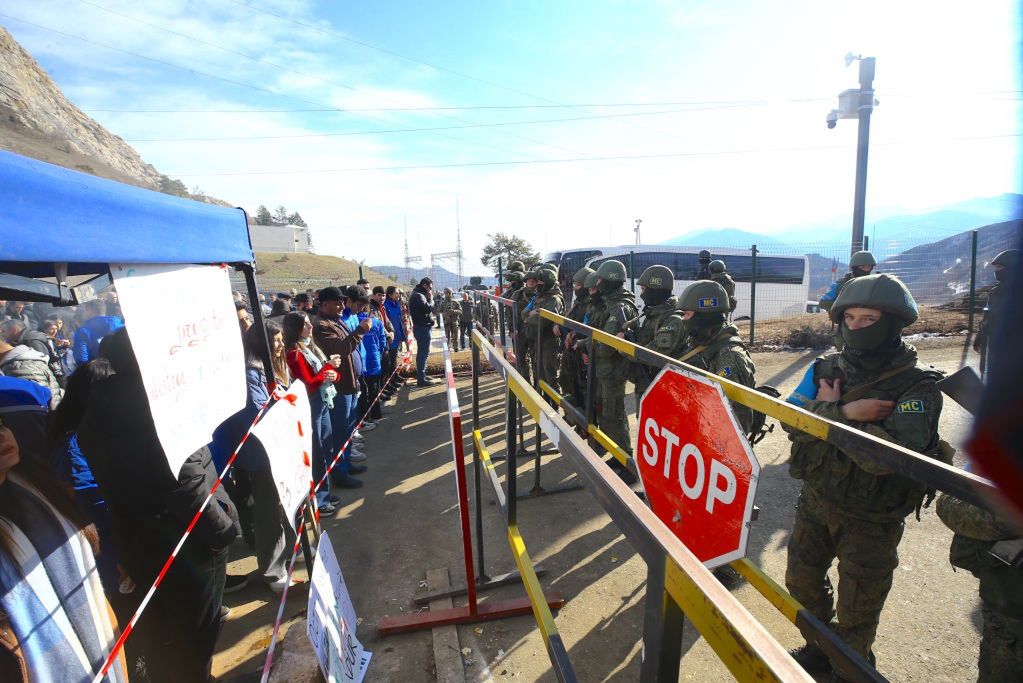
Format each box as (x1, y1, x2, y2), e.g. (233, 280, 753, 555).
(637, 365, 760, 568)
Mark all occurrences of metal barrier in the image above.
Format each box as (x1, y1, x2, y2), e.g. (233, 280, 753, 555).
(378, 315, 564, 634)
(538, 309, 999, 513)
(471, 329, 813, 681)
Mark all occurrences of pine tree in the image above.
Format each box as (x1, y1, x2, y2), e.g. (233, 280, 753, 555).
(272, 205, 290, 225)
(287, 211, 308, 227)
(254, 205, 273, 225)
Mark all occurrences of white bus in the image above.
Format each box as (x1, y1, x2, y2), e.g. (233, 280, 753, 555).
(545, 245, 809, 320)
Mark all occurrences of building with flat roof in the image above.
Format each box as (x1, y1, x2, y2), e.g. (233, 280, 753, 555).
(248, 224, 313, 253)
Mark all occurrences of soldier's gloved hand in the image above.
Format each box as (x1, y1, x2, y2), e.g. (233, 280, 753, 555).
(841, 398, 896, 423)
(553, 325, 561, 337)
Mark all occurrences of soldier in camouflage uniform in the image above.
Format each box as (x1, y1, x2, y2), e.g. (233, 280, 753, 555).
(522, 268, 565, 394)
(556, 267, 593, 408)
(708, 260, 737, 313)
(783, 273, 950, 679)
(973, 249, 1018, 377)
(590, 260, 639, 474)
(819, 250, 876, 312)
(515, 271, 540, 384)
(936, 488, 1023, 682)
(503, 260, 526, 339)
(442, 288, 461, 349)
(651, 280, 756, 433)
(624, 264, 678, 400)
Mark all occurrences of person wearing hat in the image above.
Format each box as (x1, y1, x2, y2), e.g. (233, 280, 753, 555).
(819, 251, 876, 312)
(503, 261, 526, 339)
(783, 273, 950, 679)
(974, 249, 1018, 377)
(312, 286, 372, 489)
(556, 267, 593, 408)
(587, 260, 638, 481)
(522, 268, 565, 394)
(514, 271, 541, 382)
(408, 277, 436, 386)
(697, 249, 713, 280)
(625, 264, 679, 398)
(441, 288, 461, 350)
(708, 260, 737, 313)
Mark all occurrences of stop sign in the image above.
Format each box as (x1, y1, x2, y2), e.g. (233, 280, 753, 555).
(637, 365, 760, 568)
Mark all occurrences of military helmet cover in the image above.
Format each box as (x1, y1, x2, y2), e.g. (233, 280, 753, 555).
(991, 249, 1019, 268)
(523, 270, 539, 282)
(637, 264, 674, 290)
(698, 249, 711, 260)
(583, 271, 600, 289)
(849, 251, 877, 268)
(830, 273, 918, 325)
(594, 259, 627, 283)
(573, 266, 595, 285)
(508, 260, 525, 272)
(506, 271, 523, 283)
(537, 268, 556, 288)
(678, 280, 730, 313)
(709, 260, 726, 274)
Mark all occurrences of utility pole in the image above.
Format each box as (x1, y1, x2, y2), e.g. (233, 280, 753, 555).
(828, 54, 877, 257)
(634, 218, 642, 245)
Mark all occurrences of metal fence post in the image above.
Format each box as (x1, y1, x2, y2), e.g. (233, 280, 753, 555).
(498, 258, 507, 349)
(471, 340, 489, 582)
(629, 250, 636, 290)
(863, 234, 870, 252)
(968, 229, 978, 333)
(749, 244, 758, 345)
(639, 554, 684, 682)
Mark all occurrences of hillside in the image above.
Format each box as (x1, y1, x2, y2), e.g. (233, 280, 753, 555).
(0, 26, 227, 206)
(372, 264, 498, 288)
(255, 252, 399, 288)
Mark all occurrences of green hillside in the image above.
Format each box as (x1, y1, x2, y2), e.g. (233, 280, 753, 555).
(254, 252, 400, 288)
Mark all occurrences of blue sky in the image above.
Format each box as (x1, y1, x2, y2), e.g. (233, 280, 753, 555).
(3, 0, 1020, 269)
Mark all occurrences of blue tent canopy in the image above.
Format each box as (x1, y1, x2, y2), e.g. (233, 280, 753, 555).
(0, 150, 253, 278)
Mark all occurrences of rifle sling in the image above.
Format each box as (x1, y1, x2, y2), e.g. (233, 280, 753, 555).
(838, 361, 918, 404)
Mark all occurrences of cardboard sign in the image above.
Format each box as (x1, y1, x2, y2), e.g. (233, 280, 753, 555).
(111, 263, 245, 476)
(250, 380, 313, 521)
(307, 531, 371, 683)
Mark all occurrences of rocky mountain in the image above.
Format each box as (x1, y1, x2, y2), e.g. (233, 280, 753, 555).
(0, 26, 227, 205)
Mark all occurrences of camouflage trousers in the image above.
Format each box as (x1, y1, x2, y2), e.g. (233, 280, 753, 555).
(533, 334, 560, 396)
(445, 317, 459, 348)
(785, 487, 905, 678)
(979, 607, 1023, 682)
(597, 377, 632, 456)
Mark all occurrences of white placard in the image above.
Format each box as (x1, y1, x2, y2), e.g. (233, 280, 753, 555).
(111, 263, 246, 476)
(308, 531, 371, 683)
(250, 380, 313, 521)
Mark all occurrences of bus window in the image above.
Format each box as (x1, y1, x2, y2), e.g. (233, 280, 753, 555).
(713, 255, 804, 284)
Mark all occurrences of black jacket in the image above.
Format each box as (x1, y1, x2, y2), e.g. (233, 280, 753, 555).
(77, 374, 239, 564)
(409, 285, 435, 327)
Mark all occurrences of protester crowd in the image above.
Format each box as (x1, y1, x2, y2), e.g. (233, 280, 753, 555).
(0, 278, 421, 682)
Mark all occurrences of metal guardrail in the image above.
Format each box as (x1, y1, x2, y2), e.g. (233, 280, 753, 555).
(471, 329, 814, 682)
(538, 309, 1000, 513)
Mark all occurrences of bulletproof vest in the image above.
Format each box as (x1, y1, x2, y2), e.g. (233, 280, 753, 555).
(635, 296, 678, 347)
(789, 350, 946, 521)
(710, 273, 737, 311)
(594, 288, 638, 380)
(567, 293, 590, 323)
(681, 325, 747, 371)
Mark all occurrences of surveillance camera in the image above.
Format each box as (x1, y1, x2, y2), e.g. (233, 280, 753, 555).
(826, 110, 839, 129)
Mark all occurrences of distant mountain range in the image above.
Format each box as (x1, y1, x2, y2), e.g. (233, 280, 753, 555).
(664, 194, 1023, 253)
(371, 264, 498, 288)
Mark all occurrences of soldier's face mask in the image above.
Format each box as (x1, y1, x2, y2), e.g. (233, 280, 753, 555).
(852, 265, 874, 277)
(640, 287, 670, 307)
(840, 312, 901, 351)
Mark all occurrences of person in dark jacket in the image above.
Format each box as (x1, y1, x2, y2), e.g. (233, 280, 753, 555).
(77, 328, 238, 683)
(408, 278, 436, 385)
(459, 291, 473, 351)
(1, 319, 65, 387)
(71, 299, 124, 364)
(312, 287, 371, 492)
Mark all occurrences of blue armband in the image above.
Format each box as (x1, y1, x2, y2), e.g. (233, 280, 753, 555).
(787, 362, 819, 407)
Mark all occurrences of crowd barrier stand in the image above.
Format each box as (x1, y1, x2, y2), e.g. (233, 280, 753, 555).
(378, 316, 565, 633)
(470, 329, 812, 682)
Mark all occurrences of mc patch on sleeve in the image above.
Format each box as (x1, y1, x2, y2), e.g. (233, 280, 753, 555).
(896, 399, 925, 414)
(698, 297, 719, 309)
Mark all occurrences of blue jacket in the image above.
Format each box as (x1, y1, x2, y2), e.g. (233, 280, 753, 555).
(384, 299, 406, 348)
(343, 309, 367, 375)
(361, 316, 386, 376)
(72, 316, 125, 364)
(211, 364, 271, 472)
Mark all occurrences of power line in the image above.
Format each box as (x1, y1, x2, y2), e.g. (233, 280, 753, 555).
(65, 0, 622, 164)
(0, 12, 548, 161)
(123, 104, 765, 142)
(222, 0, 699, 142)
(165, 132, 1022, 177)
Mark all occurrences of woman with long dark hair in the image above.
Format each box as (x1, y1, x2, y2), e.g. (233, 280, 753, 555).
(282, 312, 342, 512)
